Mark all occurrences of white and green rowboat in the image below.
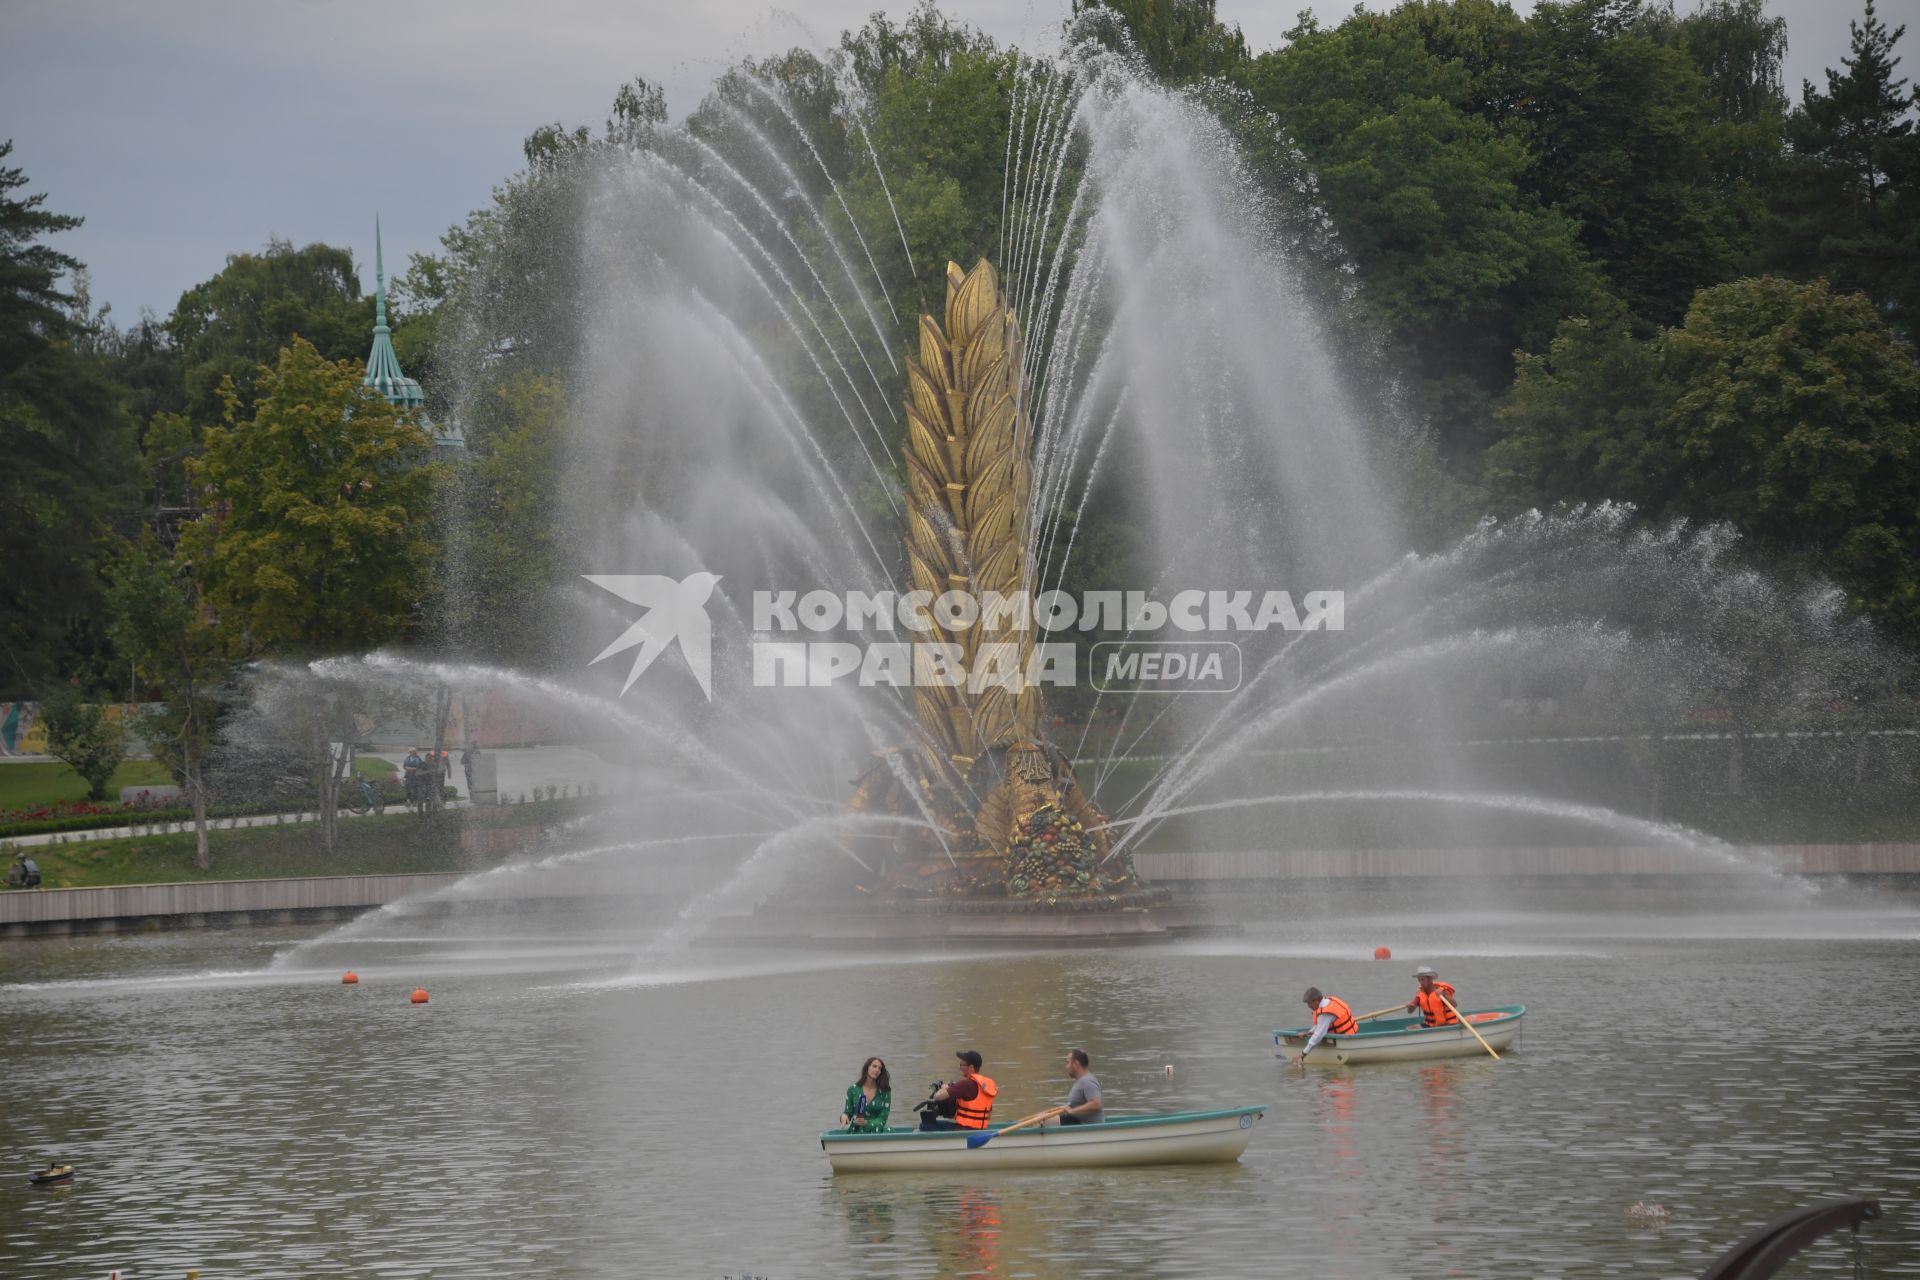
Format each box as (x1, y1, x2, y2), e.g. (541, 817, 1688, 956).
(1274, 1005, 1526, 1065)
(820, 1105, 1267, 1172)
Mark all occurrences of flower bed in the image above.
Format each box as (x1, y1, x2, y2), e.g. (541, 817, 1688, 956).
(4, 794, 302, 838)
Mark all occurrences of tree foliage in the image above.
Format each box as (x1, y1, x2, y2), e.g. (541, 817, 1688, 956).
(0, 140, 138, 696)
(1074, 0, 1247, 82)
(38, 681, 126, 801)
(1492, 277, 1920, 636)
(437, 373, 567, 663)
(106, 532, 230, 868)
(179, 337, 439, 658)
(1763, 0, 1920, 335)
(1241, 9, 1602, 453)
(168, 240, 373, 426)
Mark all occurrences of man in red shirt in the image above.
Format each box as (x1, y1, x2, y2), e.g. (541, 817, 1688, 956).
(918, 1050, 998, 1130)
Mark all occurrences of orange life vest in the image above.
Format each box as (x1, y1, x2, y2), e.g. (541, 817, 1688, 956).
(1319, 995, 1358, 1035)
(953, 1073, 998, 1129)
(1413, 981, 1459, 1027)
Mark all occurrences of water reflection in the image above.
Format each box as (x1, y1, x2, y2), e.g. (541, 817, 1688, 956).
(3, 898, 1917, 1277)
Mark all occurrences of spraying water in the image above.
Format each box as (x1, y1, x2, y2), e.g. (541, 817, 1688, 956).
(245, 24, 1913, 945)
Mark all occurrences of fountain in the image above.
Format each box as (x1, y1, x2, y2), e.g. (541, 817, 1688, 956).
(845, 257, 1148, 915)
(271, 25, 1912, 952)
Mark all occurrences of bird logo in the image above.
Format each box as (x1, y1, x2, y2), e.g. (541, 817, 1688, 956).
(583, 572, 723, 700)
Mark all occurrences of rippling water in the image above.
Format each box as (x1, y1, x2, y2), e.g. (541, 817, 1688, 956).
(1, 886, 1916, 1278)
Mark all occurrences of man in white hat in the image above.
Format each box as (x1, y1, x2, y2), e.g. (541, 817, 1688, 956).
(1407, 966, 1460, 1027)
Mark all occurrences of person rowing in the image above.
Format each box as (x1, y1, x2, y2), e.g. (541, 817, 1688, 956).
(1291, 987, 1357, 1063)
(1407, 966, 1460, 1027)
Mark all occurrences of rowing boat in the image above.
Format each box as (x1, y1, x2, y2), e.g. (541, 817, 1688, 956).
(1273, 1005, 1525, 1064)
(820, 1105, 1267, 1172)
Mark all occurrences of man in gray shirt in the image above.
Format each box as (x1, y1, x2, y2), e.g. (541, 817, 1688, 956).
(1060, 1048, 1103, 1124)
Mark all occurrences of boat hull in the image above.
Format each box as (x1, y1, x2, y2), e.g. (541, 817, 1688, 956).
(821, 1106, 1266, 1172)
(1274, 1006, 1525, 1065)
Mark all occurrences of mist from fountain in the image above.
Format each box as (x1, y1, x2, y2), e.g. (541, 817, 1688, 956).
(275, 21, 1913, 950)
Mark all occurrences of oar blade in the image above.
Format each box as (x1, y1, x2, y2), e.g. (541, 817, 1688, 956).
(965, 1130, 995, 1149)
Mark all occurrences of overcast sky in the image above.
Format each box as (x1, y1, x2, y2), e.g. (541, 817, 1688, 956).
(1, 0, 1909, 323)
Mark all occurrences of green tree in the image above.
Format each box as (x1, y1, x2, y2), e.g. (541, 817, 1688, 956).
(1762, 0, 1920, 335)
(38, 682, 126, 801)
(1491, 277, 1920, 636)
(0, 140, 139, 697)
(1242, 12, 1601, 457)
(106, 533, 229, 869)
(179, 337, 440, 850)
(399, 77, 668, 391)
(833, 4, 1027, 318)
(438, 373, 567, 664)
(1073, 0, 1248, 82)
(1504, 0, 1741, 325)
(167, 240, 374, 427)
(1677, 0, 1790, 187)
(181, 337, 438, 657)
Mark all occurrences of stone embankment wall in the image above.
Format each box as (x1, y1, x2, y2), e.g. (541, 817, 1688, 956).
(0, 873, 466, 936)
(5, 841, 1914, 938)
(1135, 843, 1920, 881)
(0, 819, 555, 937)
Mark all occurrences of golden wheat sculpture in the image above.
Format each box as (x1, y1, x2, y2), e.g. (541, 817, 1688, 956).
(847, 259, 1132, 899)
(902, 258, 1042, 764)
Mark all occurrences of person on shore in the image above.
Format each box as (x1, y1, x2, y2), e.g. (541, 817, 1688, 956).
(402, 748, 425, 807)
(918, 1050, 997, 1131)
(1292, 987, 1357, 1062)
(1058, 1048, 1103, 1124)
(1408, 966, 1460, 1027)
(840, 1056, 893, 1133)
(461, 744, 477, 796)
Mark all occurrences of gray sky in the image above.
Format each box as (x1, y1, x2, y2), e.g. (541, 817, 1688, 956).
(0, 0, 1907, 323)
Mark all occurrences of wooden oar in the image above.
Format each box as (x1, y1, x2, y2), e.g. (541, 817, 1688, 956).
(1440, 993, 1500, 1061)
(1356, 1004, 1408, 1023)
(966, 1106, 1067, 1150)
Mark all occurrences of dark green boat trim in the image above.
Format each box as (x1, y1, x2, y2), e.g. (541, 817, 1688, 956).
(1273, 1004, 1526, 1042)
(820, 1103, 1269, 1144)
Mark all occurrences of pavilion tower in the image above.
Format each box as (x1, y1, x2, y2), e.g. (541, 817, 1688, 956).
(364, 216, 464, 454)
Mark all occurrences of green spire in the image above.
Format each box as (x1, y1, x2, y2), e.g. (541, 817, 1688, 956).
(375, 214, 390, 329)
(364, 213, 423, 411)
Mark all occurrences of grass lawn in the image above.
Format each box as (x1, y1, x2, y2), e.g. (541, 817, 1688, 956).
(16, 811, 498, 889)
(0, 759, 176, 810)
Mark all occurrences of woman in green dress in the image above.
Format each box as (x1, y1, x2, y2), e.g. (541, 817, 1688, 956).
(840, 1057, 892, 1133)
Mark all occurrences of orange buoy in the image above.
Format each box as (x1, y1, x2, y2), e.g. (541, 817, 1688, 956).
(342, 971, 359, 985)
(1373, 946, 1392, 960)
(409, 988, 429, 1004)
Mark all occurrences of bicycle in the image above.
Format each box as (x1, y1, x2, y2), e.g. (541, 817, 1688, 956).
(343, 778, 387, 816)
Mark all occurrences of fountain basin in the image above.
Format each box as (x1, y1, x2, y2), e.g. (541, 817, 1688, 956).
(693, 884, 1229, 947)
